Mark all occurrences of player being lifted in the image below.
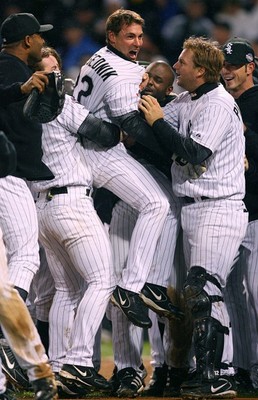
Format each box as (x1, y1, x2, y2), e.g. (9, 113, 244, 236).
(73, 8, 183, 328)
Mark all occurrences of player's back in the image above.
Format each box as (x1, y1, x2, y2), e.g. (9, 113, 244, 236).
(73, 46, 144, 122)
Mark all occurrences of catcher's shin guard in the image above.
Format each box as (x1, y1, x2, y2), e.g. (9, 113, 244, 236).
(194, 316, 229, 380)
(183, 266, 229, 380)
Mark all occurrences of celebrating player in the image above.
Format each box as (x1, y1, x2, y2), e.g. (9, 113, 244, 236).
(73, 7, 182, 330)
(139, 36, 248, 399)
(221, 37, 258, 394)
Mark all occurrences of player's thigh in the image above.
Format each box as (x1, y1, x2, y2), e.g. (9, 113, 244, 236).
(181, 200, 248, 285)
(92, 149, 169, 212)
(0, 176, 39, 263)
(243, 221, 258, 301)
(38, 194, 114, 286)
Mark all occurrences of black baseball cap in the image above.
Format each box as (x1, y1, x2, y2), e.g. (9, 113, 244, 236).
(222, 37, 255, 64)
(0, 13, 53, 44)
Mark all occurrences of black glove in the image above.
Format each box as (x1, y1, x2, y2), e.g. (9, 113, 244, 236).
(23, 71, 65, 123)
(0, 131, 17, 177)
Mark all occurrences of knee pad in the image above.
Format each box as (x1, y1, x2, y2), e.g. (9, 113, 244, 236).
(183, 266, 222, 319)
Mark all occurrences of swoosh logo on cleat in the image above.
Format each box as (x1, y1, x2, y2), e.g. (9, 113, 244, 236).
(118, 290, 127, 306)
(145, 286, 163, 301)
(2, 348, 15, 369)
(211, 381, 231, 393)
(73, 366, 87, 377)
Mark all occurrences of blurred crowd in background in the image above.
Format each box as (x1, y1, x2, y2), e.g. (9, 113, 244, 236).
(1, 0, 258, 81)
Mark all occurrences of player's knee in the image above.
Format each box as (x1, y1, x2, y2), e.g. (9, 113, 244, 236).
(183, 266, 223, 319)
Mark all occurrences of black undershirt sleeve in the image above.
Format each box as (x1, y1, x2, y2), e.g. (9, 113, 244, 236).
(152, 118, 212, 164)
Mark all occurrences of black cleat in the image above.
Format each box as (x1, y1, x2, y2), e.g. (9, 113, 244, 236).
(140, 283, 184, 320)
(55, 373, 79, 398)
(108, 366, 120, 395)
(180, 374, 237, 399)
(143, 364, 168, 397)
(116, 367, 145, 398)
(111, 286, 152, 328)
(59, 364, 112, 392)
(0, 340, 30, 390)
(235, 367, 256, 395)
(163, 367, 188, 397)
(31, 375, 57, 400)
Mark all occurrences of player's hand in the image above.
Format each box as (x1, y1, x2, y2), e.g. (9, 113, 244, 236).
(139, 95, 164, 126)
(20, 71, 49, 95)
(139, 72, 149, 91)
(244, 154, 249, 171)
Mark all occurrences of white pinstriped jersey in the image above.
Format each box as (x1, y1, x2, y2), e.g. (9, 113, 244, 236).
(163, 84, 246, 200)
(32, 95, 92, 191)
(73, 46, 145, 121)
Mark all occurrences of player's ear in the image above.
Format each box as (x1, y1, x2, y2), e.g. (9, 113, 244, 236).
(166, 85, 173, 96)
(196, 66, 206, 79)
(107, 31, 116, 46)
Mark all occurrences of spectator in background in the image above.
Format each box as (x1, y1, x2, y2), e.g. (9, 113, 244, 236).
(58, 19, 100, 80)
(160, 0, 214, 64)
(211, 20, 232, 46)
(215, 0, 249, 39)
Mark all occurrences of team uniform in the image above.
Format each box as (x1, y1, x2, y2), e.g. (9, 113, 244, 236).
(73, 46, 170, 296)
(32, 94, 116, 394)
(224, 84, 258, 389)
(104, 91, 184, 395)
(153, 82, 248, 396)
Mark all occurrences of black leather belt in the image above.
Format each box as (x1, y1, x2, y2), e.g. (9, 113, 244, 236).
(184, 196, 210, 204)
(46, 186, 91, 201)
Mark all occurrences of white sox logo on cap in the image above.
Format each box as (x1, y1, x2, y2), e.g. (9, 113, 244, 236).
(224, 42, 233, 54)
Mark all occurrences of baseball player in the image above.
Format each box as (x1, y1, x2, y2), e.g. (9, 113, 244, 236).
(221, 37, 258, 394)
(73, 8, 182, 329)
(106, 60, 185, 397)
(0, 12, 58, 390)
(139, 36, 248, 399)
(30, 47, 126, 397)
(0, 130, 56, 400)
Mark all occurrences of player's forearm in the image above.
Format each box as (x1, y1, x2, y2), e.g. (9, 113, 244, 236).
(152, 118, 211, 164)
(78, 113, 121, 148)
(112, 111, 166, 156)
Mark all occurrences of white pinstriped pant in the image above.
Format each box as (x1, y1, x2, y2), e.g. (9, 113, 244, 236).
(0, 175, 40, 292)
(36, 186, 116, 370)
(181, 198, 248, 370)
(79, 143, 170, 293)
(107, 162, 182, 372)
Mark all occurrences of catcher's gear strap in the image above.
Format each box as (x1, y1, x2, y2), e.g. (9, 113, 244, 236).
(23, 71, 65, 123)
(183, 266, 223, 319)
(194, 316, 229, 380)
(0, 130, 17, 177)
(78, 113, 121, 148)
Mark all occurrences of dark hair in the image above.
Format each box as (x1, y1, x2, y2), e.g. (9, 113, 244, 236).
(105, 8, 144, 44)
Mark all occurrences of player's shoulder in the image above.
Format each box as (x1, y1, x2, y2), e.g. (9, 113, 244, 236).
(206, 84, 235, 108)
(86, 46, 144, 78)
